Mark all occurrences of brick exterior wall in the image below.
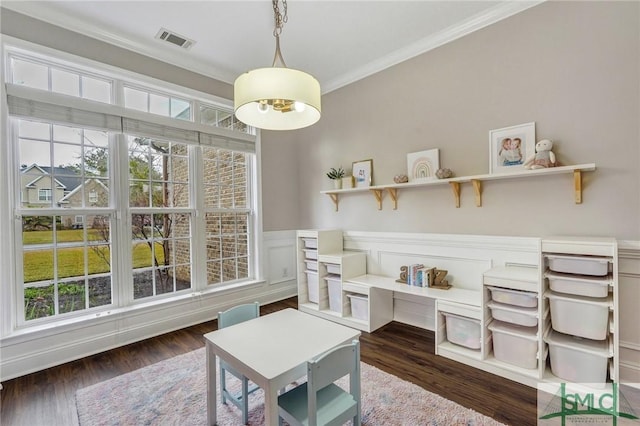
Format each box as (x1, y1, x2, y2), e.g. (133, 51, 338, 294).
(170, 144, 249, 285)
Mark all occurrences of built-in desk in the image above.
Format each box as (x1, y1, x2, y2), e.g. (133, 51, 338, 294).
(346, 274, 481, 307)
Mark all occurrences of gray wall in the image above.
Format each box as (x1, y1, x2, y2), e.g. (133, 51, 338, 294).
(3, 2, 640, 240)
(0, 7, 301, 231)
(271, 1, 639, 240)
(0, 8, 232, 99)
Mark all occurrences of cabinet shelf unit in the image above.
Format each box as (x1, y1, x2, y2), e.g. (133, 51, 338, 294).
(296, 230, 391, 332)
(541, 237, 618, 387)
(482, 265, 543, 381)
(296, 230, 343, 310)
(321, 163, 595, 211)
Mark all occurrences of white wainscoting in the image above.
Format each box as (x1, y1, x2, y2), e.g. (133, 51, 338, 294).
(619, 241, 640, 384)
(0, 231, 298, 381)
(343, 232, 540, 330)
(339, 231, 640, 385)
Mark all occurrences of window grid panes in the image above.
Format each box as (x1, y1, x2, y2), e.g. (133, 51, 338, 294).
(7, 48, 257, 327)
(202, 145, 250, 285)
(130, 213, 192, 299)
(19, 120, 110, 209)
(10, 55, 113, 104)
(123, 85, 192, 121)
(22, 214, 113, 321)
(200, 103, 249, 133)
(128, 137, 192, 300)
(17, 117, 114, 321)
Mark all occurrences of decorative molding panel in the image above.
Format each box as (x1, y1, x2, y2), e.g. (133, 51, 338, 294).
(343, 231, 539, 331)
(264, 230, 297, 286)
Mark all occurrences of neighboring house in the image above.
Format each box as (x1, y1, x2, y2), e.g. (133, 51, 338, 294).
(20, 164, 109, 228)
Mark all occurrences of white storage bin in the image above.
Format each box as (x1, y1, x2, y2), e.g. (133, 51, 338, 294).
(487, 301, 538, 327)
(546, 254, 609, 276)
(442, 312, 481, 350)
(305, 260, 318, 271)
(487, 286, 538, 308)
(546, 271, 610, 298)
(347, 294, 368, 321)
(544, 330, 611, 385)
(325, 275, 342, 313)
(488, 320, 538, 369)
(325, 263, 341, 275)
(301, 238, 318, 249)
(303, 249, 318, 260)
(546, 291, 611, 340)
(305, 270, 319, 303)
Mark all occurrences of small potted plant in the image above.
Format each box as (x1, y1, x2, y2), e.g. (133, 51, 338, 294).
(326, 167, 345, 189)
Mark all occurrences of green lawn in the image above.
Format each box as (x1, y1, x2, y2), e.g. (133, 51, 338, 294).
(23, 229, 105, 245)
(23, 242, 165, 282)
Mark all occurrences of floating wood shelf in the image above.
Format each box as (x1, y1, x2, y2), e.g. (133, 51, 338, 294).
(320, 164, 596, 211)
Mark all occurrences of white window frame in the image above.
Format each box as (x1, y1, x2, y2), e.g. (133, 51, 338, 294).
(1, 37, 262, 335)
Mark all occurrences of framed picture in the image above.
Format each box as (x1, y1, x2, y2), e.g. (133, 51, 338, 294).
(352, 159, 373, 188)
(407, 149, 439, 182)
(489, 122, 535, 174)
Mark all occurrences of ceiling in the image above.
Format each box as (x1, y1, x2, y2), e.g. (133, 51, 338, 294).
(2, 1, 541, 94)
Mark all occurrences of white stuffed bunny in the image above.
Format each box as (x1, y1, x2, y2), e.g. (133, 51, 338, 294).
(524, 139, 556, 169)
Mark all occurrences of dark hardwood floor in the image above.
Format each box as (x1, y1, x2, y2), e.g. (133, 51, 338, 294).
(0, 297, 537, 425)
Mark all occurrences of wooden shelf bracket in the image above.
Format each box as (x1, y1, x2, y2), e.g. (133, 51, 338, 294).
(450, 182, 461, 208)
(574, 170, 582, 204)
(371, 189, 384, 210)
(327, 193, 339, 211)
(387, 188, 398, 210)
(472, 179, 482, 207)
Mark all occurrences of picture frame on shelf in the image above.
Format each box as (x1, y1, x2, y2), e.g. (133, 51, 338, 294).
(489, 122, 535, 174)
(352, 159, 373, 188)
(407, 149, 439, 182)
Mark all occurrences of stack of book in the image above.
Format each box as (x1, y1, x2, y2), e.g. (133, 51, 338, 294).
(406, 264, 434, 287)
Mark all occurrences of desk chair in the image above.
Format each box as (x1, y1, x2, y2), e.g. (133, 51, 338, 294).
(218, 302, 260, 425)
(277, 340, 361, 426)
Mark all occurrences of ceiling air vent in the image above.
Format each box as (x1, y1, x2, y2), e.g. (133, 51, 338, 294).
(155, 28, 196, 50)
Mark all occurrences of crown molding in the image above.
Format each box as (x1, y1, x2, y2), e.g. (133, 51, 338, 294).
(2, 1, 544, 94)
(322, 1, 544, 93)
(0, 3, 238, 85)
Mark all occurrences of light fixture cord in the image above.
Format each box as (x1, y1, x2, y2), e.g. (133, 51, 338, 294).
(271, 0, 288, 68)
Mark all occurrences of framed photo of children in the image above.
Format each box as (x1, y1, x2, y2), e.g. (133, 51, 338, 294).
(352, 159, 373, 188)
(489, 122, 535, 174)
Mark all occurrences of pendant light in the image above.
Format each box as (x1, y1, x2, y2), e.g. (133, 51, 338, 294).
(234, 0, 321, 131)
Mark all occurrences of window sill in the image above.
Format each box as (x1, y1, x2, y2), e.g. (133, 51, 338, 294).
(1, 279, 266, 346)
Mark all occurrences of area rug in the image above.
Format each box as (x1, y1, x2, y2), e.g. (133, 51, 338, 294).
(76, 348, 504, 425)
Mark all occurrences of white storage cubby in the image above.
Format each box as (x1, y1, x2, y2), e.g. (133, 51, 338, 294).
(297, 230, 394, 332)
(442, 312, 482, 350)
(486, 286, 538, 308)
(544, 330, 612, 386)
(488, 320, 539, 370)
(545, 270, 611, 298)
(541, 237, 618, 387)
(545, 291, 611, 340)
(487, 300, 538, 327)
(347, 294, 368, 320)
(305, 270, 319, 303)
(326, 274, 342, 313)
(436, 300, 486, 361)
(483, 265, 542, 379)
(296, 230, 343, 310)
(296, 231, 621, 390)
